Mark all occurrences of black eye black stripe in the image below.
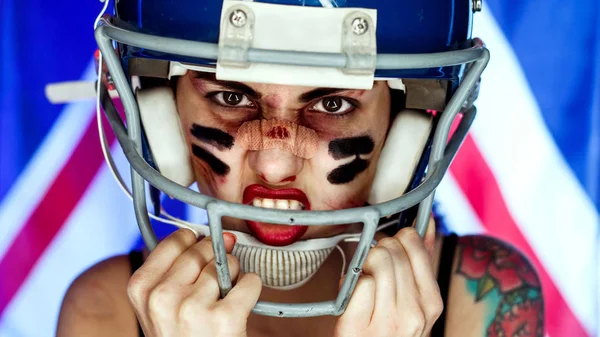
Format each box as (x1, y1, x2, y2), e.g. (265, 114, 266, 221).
(191, 124, 235, 151)
(327, 159, 369, 185)
(192, 144, 231, 176)
(328, 136, 374, 159)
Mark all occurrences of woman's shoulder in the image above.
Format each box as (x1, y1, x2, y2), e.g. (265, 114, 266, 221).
(56, 253, 140, 337)
(442, 234, 544, 337)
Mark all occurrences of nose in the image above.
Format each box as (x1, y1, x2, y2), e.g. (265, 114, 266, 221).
(248, 148, 303, 185)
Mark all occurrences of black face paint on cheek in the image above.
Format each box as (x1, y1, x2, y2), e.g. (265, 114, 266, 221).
(328, 136, 374, 159)
(192, 145, 231, 176)
(191, 124, 235, 151)
(327, 135, 375, 185)
(327, 159, 368, 184)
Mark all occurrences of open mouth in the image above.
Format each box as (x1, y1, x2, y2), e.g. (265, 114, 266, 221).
(242, 184, 310, 246)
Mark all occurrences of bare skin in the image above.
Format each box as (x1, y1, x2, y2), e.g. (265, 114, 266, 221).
(56, 74, 544, 337)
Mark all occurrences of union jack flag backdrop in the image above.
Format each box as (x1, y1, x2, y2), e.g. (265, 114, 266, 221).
(0, 1, 598, 336)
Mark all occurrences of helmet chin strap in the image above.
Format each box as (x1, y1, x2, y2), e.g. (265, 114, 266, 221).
(225, 230, 356, 289)
(231, 239, 337, 290)
(224, 218, 394, 290)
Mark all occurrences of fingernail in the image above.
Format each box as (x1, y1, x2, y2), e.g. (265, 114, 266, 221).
(224, 232, 237, 246)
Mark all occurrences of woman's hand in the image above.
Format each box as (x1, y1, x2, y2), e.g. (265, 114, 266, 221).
(127, 229, 262, 337)
(334, 227, 443, 337)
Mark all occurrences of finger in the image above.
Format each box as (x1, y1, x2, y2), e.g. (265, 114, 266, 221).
(336, 275, 375, 332)
(160, 237, 214, 285)
(411, 215, 437, 260)
(394, 227, 439, 299)
(424, 216, 437, 260)
(193, 254, 241, 306)
(127, 230, 198, 328)
(395, 227, 443, 334)
(377, 234, 428, 337)
(375, 232, 426, 336)
(162, 233, 237, 285)
(222, 232, 237, 253)
(137, 229, 198, 279)
(128, 229, 198, 303)
(361, 246, 396, 318)
(338, 275, 346, 291)
(218, 273, 262, 316)
(377, 235, 419, 300)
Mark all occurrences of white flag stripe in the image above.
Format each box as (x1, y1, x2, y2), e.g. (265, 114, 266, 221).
(0, 63, 97, 262)
(0, 147, 139, 337)
(436, 173, 485, 236)
(472, 9, 599, 335)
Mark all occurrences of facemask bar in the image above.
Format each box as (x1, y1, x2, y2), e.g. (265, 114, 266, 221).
(206, 199, 380, 317)
(95, 17, 489, 317)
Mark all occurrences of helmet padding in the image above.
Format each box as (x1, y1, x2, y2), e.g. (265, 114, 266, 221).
(137, 87, 194, 187)
(368, 109, 432, 204)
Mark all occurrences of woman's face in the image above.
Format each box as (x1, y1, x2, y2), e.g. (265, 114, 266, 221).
(176, 71, 391, 245)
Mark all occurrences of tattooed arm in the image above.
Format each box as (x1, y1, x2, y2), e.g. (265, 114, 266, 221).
(443, 235, 544, 337)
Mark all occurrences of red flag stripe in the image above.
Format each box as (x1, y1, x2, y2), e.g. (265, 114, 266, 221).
(450, 134, 589, 337)
(0, 113, 115, 316)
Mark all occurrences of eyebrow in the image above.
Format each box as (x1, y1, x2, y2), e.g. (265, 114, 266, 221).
(217, 81, 261, 100)
(193, 73, 261, 100)
(299, 88, 346, 103)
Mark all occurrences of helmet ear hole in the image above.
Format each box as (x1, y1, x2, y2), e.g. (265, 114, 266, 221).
(137, 87, 195, 187)
(368, 109, 432, 205)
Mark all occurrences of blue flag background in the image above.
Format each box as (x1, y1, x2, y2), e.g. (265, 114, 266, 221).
(1, 1, 598, 336)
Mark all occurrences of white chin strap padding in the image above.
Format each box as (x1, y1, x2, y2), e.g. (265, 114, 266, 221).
(368, 109, 433, 204)
(137, 87, 195, 187)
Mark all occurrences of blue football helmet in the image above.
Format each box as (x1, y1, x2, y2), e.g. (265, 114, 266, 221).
(95, 0, 489, 318)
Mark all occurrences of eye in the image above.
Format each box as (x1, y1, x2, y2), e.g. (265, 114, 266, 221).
(211, 91, 256, 108)
(309, 97, 355, 114)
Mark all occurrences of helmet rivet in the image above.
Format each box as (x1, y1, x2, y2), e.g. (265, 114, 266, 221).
(351, 17, 368, 35)
(473, 0, 482, 12)
(230, 9, 247, 27)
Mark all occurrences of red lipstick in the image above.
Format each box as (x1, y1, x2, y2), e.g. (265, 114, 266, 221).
(242, 184, 310, 246)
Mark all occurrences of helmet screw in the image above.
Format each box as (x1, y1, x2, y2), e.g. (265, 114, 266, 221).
(473, 0, 482, 12)
(230, 9, 247, 27)
(351, 17, 368, 35)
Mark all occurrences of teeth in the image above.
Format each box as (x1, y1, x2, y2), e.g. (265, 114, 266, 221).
(262, 198, 275, 208)
(276, 199, 289, 210)
(251, 198, 305, 210)
(289, 200, 301, 210)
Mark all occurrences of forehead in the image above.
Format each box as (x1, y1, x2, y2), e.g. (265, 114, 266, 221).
(248, 83, 313, 99)
(191, 71, 309, 93)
